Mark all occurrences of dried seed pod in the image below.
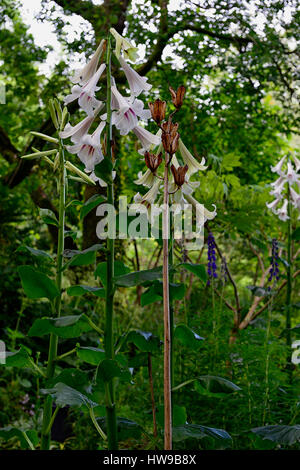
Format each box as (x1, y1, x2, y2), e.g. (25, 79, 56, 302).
(145, 151, 162, 172)
(162, 131, 179, 155)
(169, 85, 186, 109)
(148, 99, 166, 123)
(171, 164, 188, 187)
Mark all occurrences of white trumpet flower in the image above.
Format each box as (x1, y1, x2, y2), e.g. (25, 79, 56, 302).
(110, 28, 139, 62)
(133, 126, 161, 154)
(290, 186, 300, 209)
(271, 155, 286, 175)
(119, 56, 151, 97)
(286, 160, 298, 184)
(178, 139, 207, 177)
(66, 121, 105, 172)
(134, 179, 161, 207)
(277, 199, 290, 221)
(64, 64, 106, 116)
(185, 193, 217, 222)
(134, 169, 156, 188)
(71, 40, 105, 86)
(269, 180, 286, 199)
(59, 104, 103, 143)
(266, 198, 281, 213)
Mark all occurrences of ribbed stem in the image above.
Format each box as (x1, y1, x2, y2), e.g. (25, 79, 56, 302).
(163, 155, 172, 450)
(104, 34, 118, 450)
(41, 139, 65, 450)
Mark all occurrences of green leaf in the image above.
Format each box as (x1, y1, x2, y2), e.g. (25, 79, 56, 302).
(96, 417, 143, 442)
(251, 425, 300, 445)
(157, 405, 187, 428)
(17, 245, 52, 259)
(95, 261, 131, 288)
(4, 346, 33, 369)
(97, 359, 131, 384)
(67, 285, 106, 298)
(94, 157, 113, 184)
(180, 263, 207, 283)
(76, 346, 106, 366)
(0, 427, 39, 449)
(80, 194, 106, 220)
(174, 323, 205, 349)
(127, 352, 149, 368)
(64, 230, 78, 241)
(196, 375, 241, 396)
(28, 314, 93, 338)
(39, 208, 58, 226)
(18, 266, 59, 301)
(62, 244, 104, 270)
(126, 330, 162, 353)
(42, 382, 97, 409)
(140, 285, 162, 306)
(173, 424, 231, 443)
(140, 281, 185, 306)
(292, 227, 300, 241)
(114, 266, 165, 287)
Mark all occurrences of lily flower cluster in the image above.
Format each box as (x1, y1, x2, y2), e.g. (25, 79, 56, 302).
(134, 88, 217, 226)
(266, 155, 300, 221)
(60, 29, 156, 185)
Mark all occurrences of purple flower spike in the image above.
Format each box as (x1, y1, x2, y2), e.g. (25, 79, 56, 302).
(268, 238, 280, 289)
(207, 232, 218, 285)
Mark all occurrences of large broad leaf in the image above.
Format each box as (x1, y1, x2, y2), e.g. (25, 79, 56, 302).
(114, 267, 165, 288)
(97, 359, 131, 384)
(196, 375, 241, 396)
(96, 417, 143, 441)
(18, 266, 59, 301)
(80, 194, 106, 220)
(126, 330, 162, 354)
(95, 261, 130, 288)
(173, 424, 231, 443)
(180, 263, 207, 283)
(76, 346, 106, 366)
(42, 382, 97, 409)
(28, 314, 93, 338)
(62, 244, 104, 270)
(156, 405, 187, 428)
(127, 352, 149, 368)
(39, 208, 58, 226)
(251, 425, 300, 445)
(174, 324, 205, 349)
(67, 285, 106, 298)
(141, 281, 185, 306)
(17, 245, 53, 260)
(4, 346, 34, 369)
(0, 427, 39, 449)
(47, 368, 91, 394)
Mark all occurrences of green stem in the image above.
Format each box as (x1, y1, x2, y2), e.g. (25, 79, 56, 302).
(22, 431, 35, 451)
(286, 187, 293, 383)
(89, 408, 107, 441)
(41, 138, 65, 450)
(104, 34, 118, 450)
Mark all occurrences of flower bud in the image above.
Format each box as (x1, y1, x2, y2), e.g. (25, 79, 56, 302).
(169, 85, 185, 108)
(148, 99, 166, 123)
(171, 164, 188, 187)
(144, 151, 162, 172)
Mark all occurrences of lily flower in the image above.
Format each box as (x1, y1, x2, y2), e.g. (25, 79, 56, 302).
(270, 175, 285, 187)
(88, 170, 116, 188)
(277, 199, 290, 221)
(66, 121, 106, 172)
(178, 139, 207, 177)
(290, 186, 300, 209)
(134, 179, 161, 207)
(71, 40, 105, 86)
(110, 28, 139, 62)
(269, 180, 286, 199)
(59, 104, 103, 143)
(286, 160, 298, 184)
(266, 198, 281, 213)
(109, 86, 150, 135)
(134, 169, 156, 188)
(185, 193, 217, 222)
(64, 64, 106, 116)
(119, 56, 151, 97)
(271, 155, 286, 175)
(132, 126, 161, 154)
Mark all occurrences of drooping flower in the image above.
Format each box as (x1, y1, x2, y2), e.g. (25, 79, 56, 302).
(132, 126, 161, 154)
(290, 186, 300, 209)
(119, 56, 151, 97)
(109, 86, 150, 135)
(71, 39, 105, 86)
(64, 64, 106, 116)
(134, 178, 161, 207)
(59, 104, 103, 143)
(110, 28, 139, 62)
(266, 198, 281, 213)
(286, 160, 298, 184)
(66, 121, 106, 172)
(134, 169, 156, 188)
(276, 199, 290, 221)
(178, 139, 207, 177)
(271, 155, 286, 175)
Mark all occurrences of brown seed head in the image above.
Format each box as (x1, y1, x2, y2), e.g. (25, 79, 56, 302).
(161, 119, 179, 136)
(162, 131, 179, 155)
(144, 151, 162, 172)
(171, 164, 188, 187)
(148, 99, 166, 124)
(169, 85, 186, 109)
